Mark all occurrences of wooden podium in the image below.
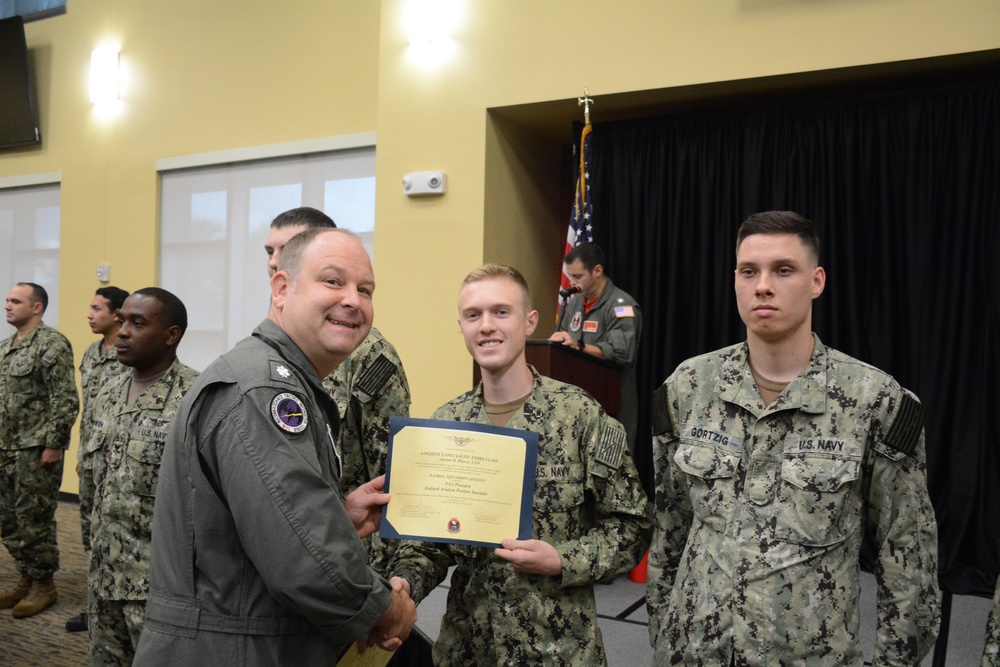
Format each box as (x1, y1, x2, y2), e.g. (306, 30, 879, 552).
(472, 340, 621, 416)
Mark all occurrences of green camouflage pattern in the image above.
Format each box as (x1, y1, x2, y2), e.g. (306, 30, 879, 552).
(79, 464, 96, 554)
(0, 447, 63, 579)
(0, 323, 79, 451)
(78, 339, 128, 555)
(389, 367, 651, 667)
(78, 339, 128, 461)
(322, 326, 410, 573)
(0, 323, 77, 579)
(89, 597, 145, 667)
(647, 336, 940, 666)
(89, 358, 198, 601)
(985, 576, 999, 666)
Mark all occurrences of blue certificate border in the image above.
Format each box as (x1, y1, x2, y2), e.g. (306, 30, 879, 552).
(381, 416, 539, 549)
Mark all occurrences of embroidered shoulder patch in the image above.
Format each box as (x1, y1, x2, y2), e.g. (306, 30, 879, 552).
(614, 305, 635, 318)
(883, 391, 923, 457)
(355, 353, 398, 398)
(652, 385, 676, 437)
(271, 392, 308, 433)
(595, 424, 626, 469)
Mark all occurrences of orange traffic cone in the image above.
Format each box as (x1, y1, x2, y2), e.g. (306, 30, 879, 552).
(629, 549, 649, 583)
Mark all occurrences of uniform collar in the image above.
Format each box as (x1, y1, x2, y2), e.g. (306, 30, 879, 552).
(252, 319, 329, 396)
(121, 358, 184, 413)
(715, 334, 828, 416)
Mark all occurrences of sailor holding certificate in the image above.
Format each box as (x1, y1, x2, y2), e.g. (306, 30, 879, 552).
(387, 264, 651, 666)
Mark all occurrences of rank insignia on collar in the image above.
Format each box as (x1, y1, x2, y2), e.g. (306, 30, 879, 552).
(271, 392, 308, 433)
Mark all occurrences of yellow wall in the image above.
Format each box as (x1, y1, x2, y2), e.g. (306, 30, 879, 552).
(372, 0, 1000, 419)
(1, 0, 997, 493)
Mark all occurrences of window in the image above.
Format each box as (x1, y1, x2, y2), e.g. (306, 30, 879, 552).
(159, 145, 376, 370)
(0, 182, 61, 328)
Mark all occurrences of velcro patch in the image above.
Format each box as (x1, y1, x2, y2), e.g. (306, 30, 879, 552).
(652, 385, 676, 437)
(271, 392, 308, 433)
(595, 425, 627, 469)
(269, 361, 296, 384)
(614, 305, 635, 318)
(355, 353, 398, 398)
(883, 391, 923, 457)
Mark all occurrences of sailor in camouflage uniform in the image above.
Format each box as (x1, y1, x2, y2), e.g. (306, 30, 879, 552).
(66, 286, 130, 633)
(389, 264, 651, 666)
(266, 208, 411, 573)
(87, 288, 198, 666)
(0, 282, 79, 618)
(647, 212, 940, 666)
(985, 575, 1000, 666)
(323, 327, 410, 572)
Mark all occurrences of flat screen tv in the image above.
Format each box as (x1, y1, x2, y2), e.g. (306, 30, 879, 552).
(0, 15, 40, 149)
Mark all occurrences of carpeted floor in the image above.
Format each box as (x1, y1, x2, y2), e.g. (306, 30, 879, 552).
(0, 500, 89, 667)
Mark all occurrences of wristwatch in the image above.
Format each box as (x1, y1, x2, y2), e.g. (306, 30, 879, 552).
(576, 338, 585, 351)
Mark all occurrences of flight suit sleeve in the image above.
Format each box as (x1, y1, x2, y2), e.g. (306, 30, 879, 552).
(593, 302, 640, 368)
(199, 385, 392, 643)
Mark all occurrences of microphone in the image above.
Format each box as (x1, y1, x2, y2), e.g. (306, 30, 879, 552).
(559, 284, 582, 298)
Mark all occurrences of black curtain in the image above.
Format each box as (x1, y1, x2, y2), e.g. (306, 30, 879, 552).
(588, 78, 1000, 596)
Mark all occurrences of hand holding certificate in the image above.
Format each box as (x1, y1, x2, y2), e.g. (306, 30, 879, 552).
(381, 417, 538, 548)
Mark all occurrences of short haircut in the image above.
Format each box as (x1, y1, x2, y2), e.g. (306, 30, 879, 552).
(132, 287, 188, 336)
(269, 207, 337, 230)
(17, 282, 48, 313)
(95, 286, 130, 312)
(278, 227, 358, 281)
(461, 263, 533, 310)
(564, 242, 605, 272)
(736, 211, 821, 264)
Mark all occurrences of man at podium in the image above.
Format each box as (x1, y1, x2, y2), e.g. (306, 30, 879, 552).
(549, 242, 641, 456)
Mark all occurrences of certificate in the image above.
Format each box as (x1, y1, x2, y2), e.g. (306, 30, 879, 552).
(336, 642, 393, 667)
(381, 417, 538, 548)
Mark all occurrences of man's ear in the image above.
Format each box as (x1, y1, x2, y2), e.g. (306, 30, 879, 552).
(812, 266, 827, 300)
(271, 271, 290, 310)
(525, 309, 539, 336)
(164, 325, 182, 349)
(592, 264, 604, 279)
(31, 300, 44, 317)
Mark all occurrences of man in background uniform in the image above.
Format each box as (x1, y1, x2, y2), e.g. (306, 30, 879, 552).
(388, 264, 651, 666)
(647, 211, 940, 665)
(87, 288, 198, 666)
(66, 285, 130, 633)
(0, 282, 79, 618)
(550, 242, 641, 455)
(266, 207, 410, 572)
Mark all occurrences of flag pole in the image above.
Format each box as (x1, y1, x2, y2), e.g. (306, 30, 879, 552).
(578, 86, 594, 125)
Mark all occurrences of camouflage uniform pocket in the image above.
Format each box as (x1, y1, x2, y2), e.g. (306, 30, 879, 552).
(124, 439, 163, 498)
(533, 476, 585, 543)
(775, 454, 859, 546)
(673, 441, 739, 533)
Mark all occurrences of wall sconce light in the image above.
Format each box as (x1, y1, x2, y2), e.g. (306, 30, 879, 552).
(89, 46, 119, 105)
(406, 0, 457, 46)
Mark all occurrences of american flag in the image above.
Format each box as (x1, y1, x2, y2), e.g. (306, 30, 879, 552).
(559, 122, 593, 296)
